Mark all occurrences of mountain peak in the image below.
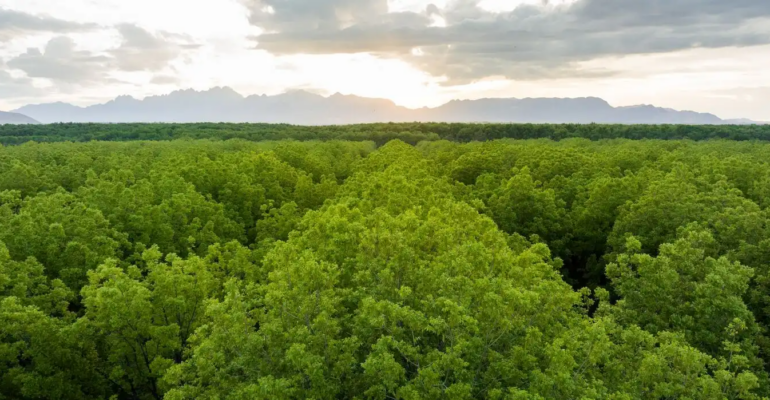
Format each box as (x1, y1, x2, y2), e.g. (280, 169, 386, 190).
(163, 86, 243, 99)
(112, 95, 138, 104)
(0, 110, 39, 125)
(207, 86, 243, 97)
(281, 89, 322, 98)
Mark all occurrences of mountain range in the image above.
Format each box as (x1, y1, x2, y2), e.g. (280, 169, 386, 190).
(0, 111, 39, 125)
(4, 87, 767, 125)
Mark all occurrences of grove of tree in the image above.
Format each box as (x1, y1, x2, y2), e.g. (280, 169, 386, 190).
(2, 135, 770, 399)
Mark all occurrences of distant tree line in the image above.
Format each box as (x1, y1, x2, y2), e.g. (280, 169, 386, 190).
(2, 122, 770, 145)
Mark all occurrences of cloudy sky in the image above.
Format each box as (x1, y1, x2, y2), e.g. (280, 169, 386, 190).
(1, 0, 769, 120)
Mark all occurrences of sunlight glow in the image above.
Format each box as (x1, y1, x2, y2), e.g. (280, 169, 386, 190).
(429, 15, 447, 27)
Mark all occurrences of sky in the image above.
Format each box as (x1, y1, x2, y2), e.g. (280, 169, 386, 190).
(0, 0, 769, 120)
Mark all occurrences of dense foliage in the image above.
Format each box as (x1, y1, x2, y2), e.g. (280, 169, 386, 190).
(3, 136, 770, 399)
(3, 122, 770, 146)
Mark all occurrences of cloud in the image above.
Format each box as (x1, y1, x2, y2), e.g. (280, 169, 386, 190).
(110, 24, 200, 72)
(6, 36, 112, 84)
(4, 24, 198, 87)
(242, 0, 770, 83)
(0, 8, 97, 40)
(246, 0, 393, 32)
(0, 66, 41, 100)
(150, 74, 181, 85)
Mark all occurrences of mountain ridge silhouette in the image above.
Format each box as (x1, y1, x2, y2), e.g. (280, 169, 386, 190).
(9, 87, 766, 125)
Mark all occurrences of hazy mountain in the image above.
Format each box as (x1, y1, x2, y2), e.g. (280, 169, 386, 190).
(724, 118, 769, 125)
(0, 111, 38, 125)
(12, 87, 761, 125)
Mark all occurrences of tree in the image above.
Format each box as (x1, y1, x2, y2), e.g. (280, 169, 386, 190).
(607, 227, 767, 391)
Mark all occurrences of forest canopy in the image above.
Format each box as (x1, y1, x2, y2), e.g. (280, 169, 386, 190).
(3, 135, 770, 399)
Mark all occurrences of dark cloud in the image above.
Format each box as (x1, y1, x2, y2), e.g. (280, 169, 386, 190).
(110, 24, 200, 72)
(242, 0, 770, 82)
(0, 8, 97, 40)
